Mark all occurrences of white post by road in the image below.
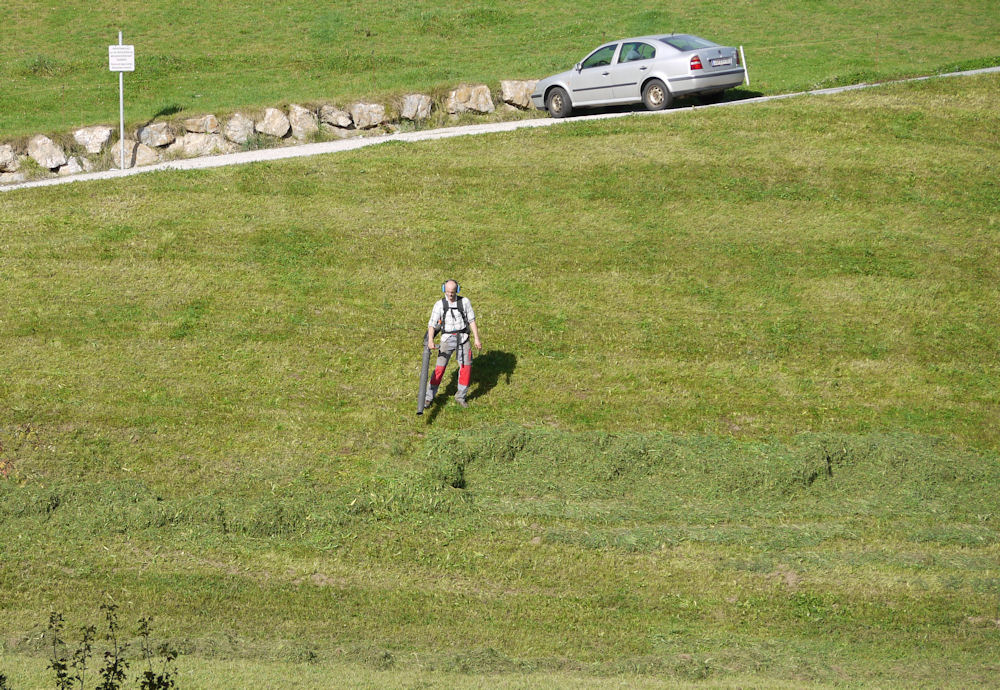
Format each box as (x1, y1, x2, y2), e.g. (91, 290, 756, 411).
(119, 33, 124, 169)
(108, 33, 135, 170)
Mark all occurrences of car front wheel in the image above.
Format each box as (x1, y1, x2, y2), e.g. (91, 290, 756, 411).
(545, 87, 572, 118)
(642, 79, 671, 111)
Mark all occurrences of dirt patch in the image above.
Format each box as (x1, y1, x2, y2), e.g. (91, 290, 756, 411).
(770, 564, 801, 590)
(965, 616, 1000, 628)
(299, 572, 352, 588)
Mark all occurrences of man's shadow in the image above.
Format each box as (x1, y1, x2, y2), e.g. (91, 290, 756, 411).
(469, 350, 516, 401)
(423, 350, 517, 423)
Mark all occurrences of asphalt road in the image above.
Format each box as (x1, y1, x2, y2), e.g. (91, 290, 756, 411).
(3, 66, 998, 194)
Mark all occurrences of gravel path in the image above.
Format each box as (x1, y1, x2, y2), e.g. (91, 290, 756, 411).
(3, 66, 998, 194)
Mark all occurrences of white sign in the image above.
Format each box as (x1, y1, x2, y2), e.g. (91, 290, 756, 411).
(108, 44, 135, 72)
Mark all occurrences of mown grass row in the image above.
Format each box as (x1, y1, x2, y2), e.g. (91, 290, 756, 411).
(3, 0, 1000, 137)
(2, 430, 998, 686)
(9, 430, 994, 539)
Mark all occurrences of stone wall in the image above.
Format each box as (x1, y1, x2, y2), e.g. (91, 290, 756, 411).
(0, 80, 538, 185)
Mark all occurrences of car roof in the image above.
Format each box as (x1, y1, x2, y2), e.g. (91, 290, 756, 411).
(614, 34, 697, 43)
(587, 34, 714, 53)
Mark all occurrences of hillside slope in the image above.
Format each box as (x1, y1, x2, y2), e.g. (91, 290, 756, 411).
(1, 73, 998, 687)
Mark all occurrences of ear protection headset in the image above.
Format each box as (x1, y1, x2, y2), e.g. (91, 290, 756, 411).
(441, 280, 461, 294)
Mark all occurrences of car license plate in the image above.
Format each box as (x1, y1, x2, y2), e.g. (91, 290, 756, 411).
(711, 57, 732, 66)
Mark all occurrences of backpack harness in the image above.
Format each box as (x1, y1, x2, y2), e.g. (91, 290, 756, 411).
(434, 297, 469, 338)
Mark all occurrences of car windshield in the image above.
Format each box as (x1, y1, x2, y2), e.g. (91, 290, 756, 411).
(658, 35, 717, 51)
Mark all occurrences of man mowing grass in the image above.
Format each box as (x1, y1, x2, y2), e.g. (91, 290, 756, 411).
(425, 280, 482, 408)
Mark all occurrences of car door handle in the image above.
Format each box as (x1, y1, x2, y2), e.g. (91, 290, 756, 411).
(639, 66, 648, 71)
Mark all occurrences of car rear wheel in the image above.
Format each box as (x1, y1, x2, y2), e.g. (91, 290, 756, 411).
(642, 79, 671, 111)
(545, 87, 572, 118)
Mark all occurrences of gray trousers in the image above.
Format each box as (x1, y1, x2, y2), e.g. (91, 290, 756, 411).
(426, 335, 472, 403)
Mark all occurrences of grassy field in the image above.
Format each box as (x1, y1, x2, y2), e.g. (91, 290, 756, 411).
(2, 71, 998, 687)
(2, 0, 1000, 139)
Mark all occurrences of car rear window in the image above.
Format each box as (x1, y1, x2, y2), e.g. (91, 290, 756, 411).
(658, 35, 717, 51)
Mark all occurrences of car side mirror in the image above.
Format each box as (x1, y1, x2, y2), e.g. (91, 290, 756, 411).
(575, 62, 582, 72)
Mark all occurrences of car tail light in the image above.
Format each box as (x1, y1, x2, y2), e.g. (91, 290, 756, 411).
(690, 55, 703, 70)
(735, 50, 741, 66)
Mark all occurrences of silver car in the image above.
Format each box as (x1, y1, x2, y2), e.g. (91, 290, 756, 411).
(531, 34, 746, 118)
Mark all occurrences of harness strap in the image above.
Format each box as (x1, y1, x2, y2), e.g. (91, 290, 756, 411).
(440, 296, 469, 335)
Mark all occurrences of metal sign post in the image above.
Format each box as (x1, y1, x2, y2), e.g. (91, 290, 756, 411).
(108, 33, 135, 170)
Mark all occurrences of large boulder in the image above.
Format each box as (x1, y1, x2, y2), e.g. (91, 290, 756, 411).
(27, 135, 67, 169)
(111, 139, 159, 168)
(182, 133, 235, 157)
(164, 138, 185, 157)
(400, 94, 432, 121)
(319, 105, 352, 128)
(255, 108, 290, 138)
(137, 122, 175, 147)
(58, 157, 85, 176)
(320, 125, 363, 139)
(73, 126, 113, 154)
(288, 104, 319, 140)
(349, 103, 385, 130)
(500, 80, 538, 109)
(0, 144, 18, 172)
(0, 172, 27, 185)
(224, 113, 255, 144)
(447, 85, 495, 114)
(182, 114, 220, 133)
